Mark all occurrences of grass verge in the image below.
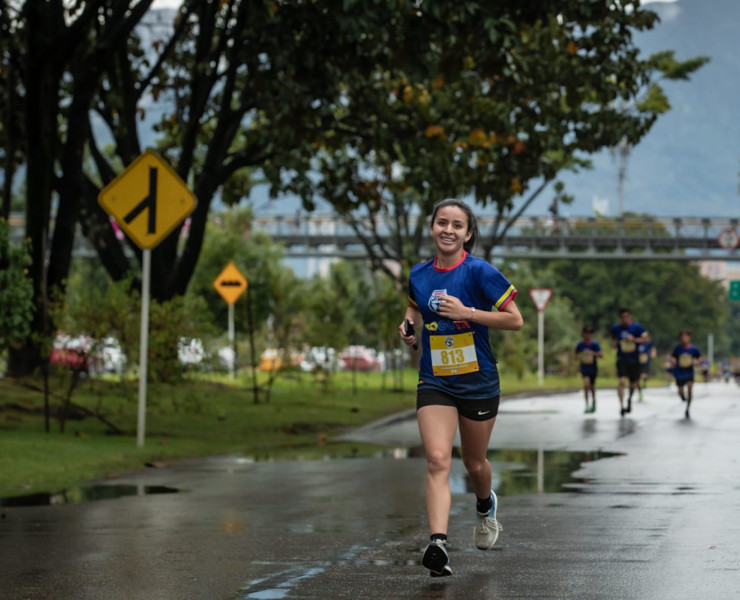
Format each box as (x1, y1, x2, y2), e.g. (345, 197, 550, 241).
(0, 368, 612, 499)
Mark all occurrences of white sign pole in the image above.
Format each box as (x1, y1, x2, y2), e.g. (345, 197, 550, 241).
(537, 310, 545, 386)
(137, 249, 151, 448)
(228, 303, 235, 379)
(529, 288, 552, 387)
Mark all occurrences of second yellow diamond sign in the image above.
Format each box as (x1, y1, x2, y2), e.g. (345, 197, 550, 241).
(214, 262, 248, 305)
(98, 149, 196, 249)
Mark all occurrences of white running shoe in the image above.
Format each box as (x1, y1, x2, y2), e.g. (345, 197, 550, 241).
(473, 491, 503, 550)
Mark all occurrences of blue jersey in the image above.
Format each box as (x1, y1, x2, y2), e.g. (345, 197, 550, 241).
(576, 341, 601, 375)
(672, 344, 701, 381)
(610, 322, 646, 363)
(408, 252, 517, 399)
(638, 341, 653, 366)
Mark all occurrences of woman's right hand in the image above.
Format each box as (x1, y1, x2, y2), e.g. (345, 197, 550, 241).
(399, 319, 416, 346)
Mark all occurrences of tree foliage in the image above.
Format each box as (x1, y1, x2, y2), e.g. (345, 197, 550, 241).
(0, 218, 34, 356)
(530, 257, 727, 357)
(0, 0, 708, 373)
(1, 0, 156, 373)
(188, 206, 301, 346)
(294, 2, 708, 286)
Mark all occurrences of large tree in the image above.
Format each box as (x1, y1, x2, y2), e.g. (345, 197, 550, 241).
(1, 0, 156, 374)
(302, 2, 708, 285)
(2, 0, 402, 372)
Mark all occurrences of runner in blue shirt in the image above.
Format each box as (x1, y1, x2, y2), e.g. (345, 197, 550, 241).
(399, 198, 522, 577)
(576, 325, 602, 413)
(637, 340, 657, 402)
(670, 329, 701, 419)
(610, 308, 649, 417)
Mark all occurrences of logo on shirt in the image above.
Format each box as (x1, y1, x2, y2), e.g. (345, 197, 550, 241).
(428, 289, 447, 314)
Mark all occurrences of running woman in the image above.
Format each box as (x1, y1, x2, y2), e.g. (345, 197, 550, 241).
(576, 325, 602, 413)
(610, 308, 649, 417)
(670, 329, 701, 419)
(399, 198, 522, 577)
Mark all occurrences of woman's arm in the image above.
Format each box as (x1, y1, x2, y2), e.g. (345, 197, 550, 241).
(437, 295, 523, 331)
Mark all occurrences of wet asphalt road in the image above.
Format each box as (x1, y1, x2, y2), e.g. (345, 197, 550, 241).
(2, 381, 740, 599)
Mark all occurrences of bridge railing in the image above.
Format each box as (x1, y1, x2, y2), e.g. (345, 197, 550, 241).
(252, 214, 738, 239)
(10, 212, 740, 261)
(249, 214, 740, 260)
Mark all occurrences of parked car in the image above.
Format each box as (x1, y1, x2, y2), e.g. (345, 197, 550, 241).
(259, 348, 283, 372)
(97, 337, 126, 374)
(50, 335, 90, 373)
(299, 347, 344, 372)
(178, 337, 206, 366)
(339, 345, 381, 372)
(218, 346, 236, 371)
(50, 335, 127, 375)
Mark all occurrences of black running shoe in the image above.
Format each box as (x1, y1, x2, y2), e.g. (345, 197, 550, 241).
(422, 539, 451, 577)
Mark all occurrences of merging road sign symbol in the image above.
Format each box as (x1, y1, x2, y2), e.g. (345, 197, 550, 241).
(214, 262, 248, 305)
(98, 150, 196, 250)
(123, 166, 158, 234)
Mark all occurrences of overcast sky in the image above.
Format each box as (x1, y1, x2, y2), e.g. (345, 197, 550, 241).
(151, 0, 181, 8)
(149, 0, 679, 7)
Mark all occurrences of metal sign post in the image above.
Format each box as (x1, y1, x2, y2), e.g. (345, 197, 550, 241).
(99, 149, 196, 448)
(227, 303, 235, 379)
(529, 288, 553, 386)
(137, 249, 151, 447)
(214, 262, 248, 380)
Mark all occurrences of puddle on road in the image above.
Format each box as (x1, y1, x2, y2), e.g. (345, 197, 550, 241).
(489, 448, 619, 495)
(1, 448, 616, 508)
(0, 484, 180, 507)
(423, 447, 620, 496)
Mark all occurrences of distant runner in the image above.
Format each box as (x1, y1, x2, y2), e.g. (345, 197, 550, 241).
(610, 308, 650, 417)
(637, 340, 657, 402)
(575, 325, 603, 414)
(699, 358, 710, 383)
(670, 329, 701, 419)
(664, 354, 674, 386)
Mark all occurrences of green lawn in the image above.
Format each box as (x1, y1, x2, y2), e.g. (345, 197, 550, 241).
(0, 368, 609, 499)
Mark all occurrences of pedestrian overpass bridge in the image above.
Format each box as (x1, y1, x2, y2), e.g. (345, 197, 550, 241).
(11, 212, 739, 262)
(251, 214, 740, 261)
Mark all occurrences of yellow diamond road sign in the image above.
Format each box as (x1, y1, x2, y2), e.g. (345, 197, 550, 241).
(214, 262, 248, 305)
(98, 149, 196, 250)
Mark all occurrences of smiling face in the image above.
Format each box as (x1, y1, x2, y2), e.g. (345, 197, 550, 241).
(430, 205, 472, 261)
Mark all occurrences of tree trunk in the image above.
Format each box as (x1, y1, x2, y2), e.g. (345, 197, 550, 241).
(7, 1, 62, 376)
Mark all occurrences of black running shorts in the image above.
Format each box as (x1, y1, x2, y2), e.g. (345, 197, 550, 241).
(417, 388, 500, 421)
(581, 372, 597, 385)
(617, 360, 641, 383)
